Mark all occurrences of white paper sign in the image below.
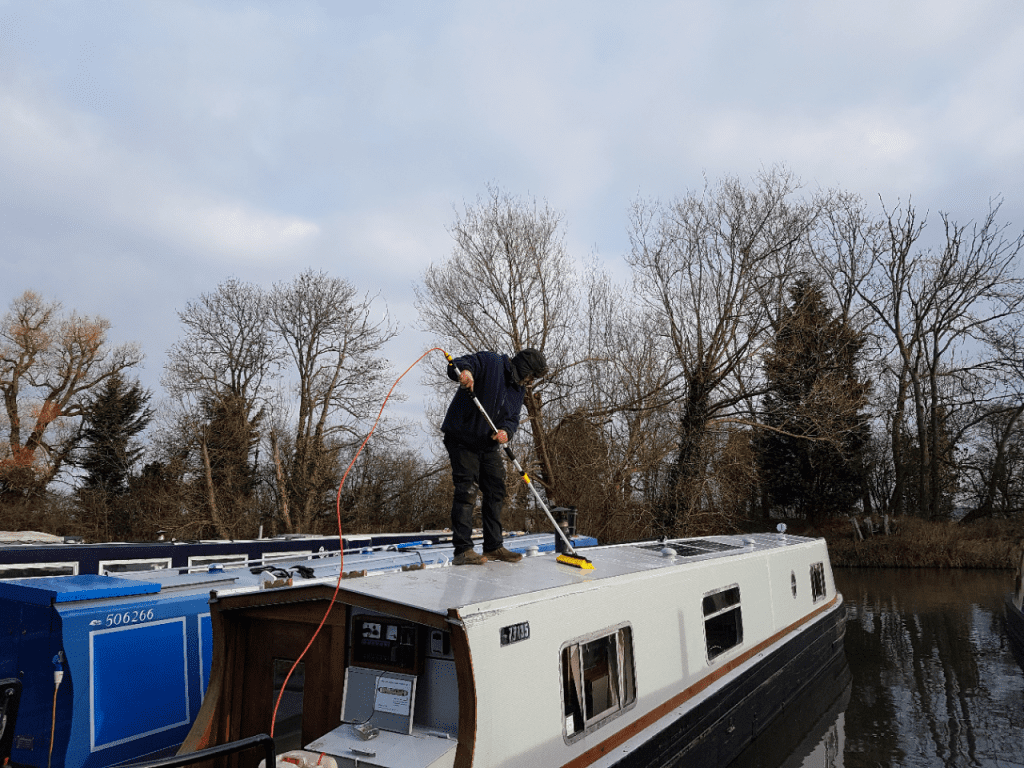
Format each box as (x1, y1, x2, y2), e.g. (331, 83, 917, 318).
(374, 676, 413, 716)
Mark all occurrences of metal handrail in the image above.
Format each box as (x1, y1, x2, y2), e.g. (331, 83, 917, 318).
(127, 734, 275, 768)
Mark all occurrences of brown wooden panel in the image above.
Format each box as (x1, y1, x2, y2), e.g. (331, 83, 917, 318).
(449, 614, 476, 768)
(234, 601, 348, 627)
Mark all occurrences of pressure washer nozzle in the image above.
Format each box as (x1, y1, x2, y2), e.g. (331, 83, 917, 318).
(556, 553, 595, 570)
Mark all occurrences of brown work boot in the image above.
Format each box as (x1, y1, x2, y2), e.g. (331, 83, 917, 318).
(454, 550, 488, 566)
(483, 547, 523, 563)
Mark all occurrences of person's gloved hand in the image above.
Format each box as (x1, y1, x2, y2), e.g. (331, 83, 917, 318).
(459, 370, 474, 390)
(493, 429, 508, 444)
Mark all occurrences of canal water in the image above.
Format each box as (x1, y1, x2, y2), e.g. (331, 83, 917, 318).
(731, 568, 1024, 768)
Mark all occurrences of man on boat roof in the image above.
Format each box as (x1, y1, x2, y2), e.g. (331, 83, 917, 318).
(441, 348, 548, 566)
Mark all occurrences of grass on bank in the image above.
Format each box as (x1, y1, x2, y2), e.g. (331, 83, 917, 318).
(766, 516, 1024, 569)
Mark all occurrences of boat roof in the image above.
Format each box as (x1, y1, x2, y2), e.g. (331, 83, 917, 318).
(215, 532, 823, 621)
(0, 530, 66, 545)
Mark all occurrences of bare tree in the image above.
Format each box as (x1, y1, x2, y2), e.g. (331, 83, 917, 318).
(162, 279, 281, 536)
(811, 190, 886, 329)
(158, 273, 396, 537)
(415, 185, 580, 502)
(960, 403, 1024, 521)
(332, 443, 448, 533)
(855, 200, 1024, 518)
(163, 278, 281, 407)
(626, 167, 819, 533)
(269, 269, 397, 532)
(959, 317, 1024, 522)
(551, 261, 679, 540)
(0, 290, 143, 497)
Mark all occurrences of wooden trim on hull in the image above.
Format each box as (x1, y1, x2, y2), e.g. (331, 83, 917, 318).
(449, 609, 477, 768)
(561, 595, 843, 768)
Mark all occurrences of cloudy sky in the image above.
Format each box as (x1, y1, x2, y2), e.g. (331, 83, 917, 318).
(3, 0, 1024, 449)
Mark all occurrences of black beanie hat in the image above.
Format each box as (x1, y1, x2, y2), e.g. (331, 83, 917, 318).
(511, 348, 547, 383)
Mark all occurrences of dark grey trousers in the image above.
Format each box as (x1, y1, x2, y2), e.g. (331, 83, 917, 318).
(444, 435, 506, 555)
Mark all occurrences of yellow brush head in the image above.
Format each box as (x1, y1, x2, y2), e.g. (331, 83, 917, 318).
(556, 553, 595, 570)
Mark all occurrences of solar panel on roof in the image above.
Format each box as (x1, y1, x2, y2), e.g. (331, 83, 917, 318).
(637, 539, 743, 558)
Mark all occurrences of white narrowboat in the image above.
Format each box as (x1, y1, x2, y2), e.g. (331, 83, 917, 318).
(180, 531, 846, 768)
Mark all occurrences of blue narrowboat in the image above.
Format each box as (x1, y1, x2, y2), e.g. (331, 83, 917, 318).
(0, 531, 595, 768)
(0, 532, 447, 580)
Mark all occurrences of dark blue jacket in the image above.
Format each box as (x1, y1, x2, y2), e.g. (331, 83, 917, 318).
(441, 351, 526, 451)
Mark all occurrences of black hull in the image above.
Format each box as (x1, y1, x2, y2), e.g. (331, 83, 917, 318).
(730, 654, 851, 768)
(615, 601, 848, 768)
(1006, 594, 1024, 670)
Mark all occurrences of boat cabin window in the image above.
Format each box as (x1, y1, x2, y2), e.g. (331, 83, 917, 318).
(810, 562, 827, 602)
(703, 585, 743, 661)
(272, 658, 305, 753)
(0, 561, 78, 579)
(561, 624, 636, 743)
(187, 554, 248, 571)
(99, 558, 172, 574)
(262, 549, 313, 565)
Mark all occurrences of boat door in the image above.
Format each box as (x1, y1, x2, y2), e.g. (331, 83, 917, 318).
(233, 602, 347, 755)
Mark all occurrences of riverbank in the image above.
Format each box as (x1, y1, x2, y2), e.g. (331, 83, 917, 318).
(806, 517, 1023, 569)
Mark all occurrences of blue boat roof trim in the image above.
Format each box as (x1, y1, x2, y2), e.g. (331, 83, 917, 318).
(0, 574, 162, 605)
(121, 570, 245, 592)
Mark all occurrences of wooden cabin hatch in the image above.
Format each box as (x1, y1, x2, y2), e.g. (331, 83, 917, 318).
(181, 587, 349, 768)
(236, 605, 347, 755)
(224, 601, 347, 768)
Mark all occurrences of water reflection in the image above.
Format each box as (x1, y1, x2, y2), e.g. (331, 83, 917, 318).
(732, 569, 1024, 768)
(838, 569, 1023, 768)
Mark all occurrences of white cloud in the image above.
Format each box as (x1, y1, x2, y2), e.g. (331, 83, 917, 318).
(0, 83, 321, 261)
(155, 200, 320, 257)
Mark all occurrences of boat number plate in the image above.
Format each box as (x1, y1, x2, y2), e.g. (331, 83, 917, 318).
(500, 621, 530, 646)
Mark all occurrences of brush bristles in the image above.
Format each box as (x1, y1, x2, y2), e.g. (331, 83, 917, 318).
(556, 554, 595, 570)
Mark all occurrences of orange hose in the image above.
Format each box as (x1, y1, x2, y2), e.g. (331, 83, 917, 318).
(48, 682, 58, 768)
